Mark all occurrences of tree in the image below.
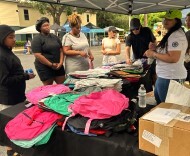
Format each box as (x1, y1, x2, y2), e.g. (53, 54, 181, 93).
(19, 1, 88, 25)
(97, 11, 129, 30)
(138, 12, 165, 29)
(20, 1, 72, 25)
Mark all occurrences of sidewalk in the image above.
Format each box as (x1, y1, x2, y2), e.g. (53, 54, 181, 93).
(12, 44, 127, 56)
(12, 47, 25, 54)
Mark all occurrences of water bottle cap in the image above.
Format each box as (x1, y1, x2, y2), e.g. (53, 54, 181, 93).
(140, 84, 144, 87)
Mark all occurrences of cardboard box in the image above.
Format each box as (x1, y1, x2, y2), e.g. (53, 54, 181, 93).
(139, 103, 190, 156)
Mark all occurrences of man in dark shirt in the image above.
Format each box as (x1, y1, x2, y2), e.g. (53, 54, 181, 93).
(125, 18, 156, 64)
(125, 18, 156, 92)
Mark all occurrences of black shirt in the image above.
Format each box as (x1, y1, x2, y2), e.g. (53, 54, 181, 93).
(31, 33, 62, 64)
(125, 27, 156, 59)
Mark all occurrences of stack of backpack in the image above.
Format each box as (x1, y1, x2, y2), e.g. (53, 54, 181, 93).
(5, 106, 62, 148)
(62, 89, 137, 136)
(5, 87, 138, 148)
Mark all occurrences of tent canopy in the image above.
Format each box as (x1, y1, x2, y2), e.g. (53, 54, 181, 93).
(84, 22, 105, 33)
(15, 25, 55, 35)
(31, 0, 190, 15)
(104, 26, 124, 32)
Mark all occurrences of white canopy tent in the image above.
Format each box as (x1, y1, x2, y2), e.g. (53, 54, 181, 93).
(15, 25, 55, 38)
(31, 0, 190, 15)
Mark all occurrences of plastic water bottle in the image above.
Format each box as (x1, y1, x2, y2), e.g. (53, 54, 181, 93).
(138, 84, 146, 108)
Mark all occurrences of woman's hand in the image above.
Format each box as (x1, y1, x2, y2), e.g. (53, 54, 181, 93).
(56, 63, 63, 70)
(80, 51, 88, 58)
(144, 50, 155, 58)
(51, 63, 58, 70)
(126, 59, 132, 65)
(102, 50, 107, 55)
(89, 54, 94, 61)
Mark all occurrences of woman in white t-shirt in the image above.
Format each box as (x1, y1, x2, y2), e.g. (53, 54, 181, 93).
(144, 9, 188, 104)
(62, 13, 94, 74)
(101, 26, 121, 65)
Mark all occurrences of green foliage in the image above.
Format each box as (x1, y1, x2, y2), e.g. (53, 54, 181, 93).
(97, 11, 129, 30)
(65, 6, 72, 16)
(15, 41, 26, 47)
(19, 1, 89, 25)
(77, 8, 88, 14)
(137, 12, 165, 29)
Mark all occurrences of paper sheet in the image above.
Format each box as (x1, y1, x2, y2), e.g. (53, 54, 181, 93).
(142, 108, 180, 124)
(142, 130, 162, 147)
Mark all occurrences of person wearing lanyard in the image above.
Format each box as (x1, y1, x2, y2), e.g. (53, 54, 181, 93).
(31, 17, 65, 85)
(144, 9, 187, 104)
(62, 13, 94, 75)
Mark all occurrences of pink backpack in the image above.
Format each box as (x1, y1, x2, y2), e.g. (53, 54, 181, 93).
(62, 89, 129, 134)
(5, 106, 61, 140)
(26, 84, 71, 104)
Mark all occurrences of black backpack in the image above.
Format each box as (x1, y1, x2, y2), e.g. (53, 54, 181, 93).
(67, 100, 137, 137)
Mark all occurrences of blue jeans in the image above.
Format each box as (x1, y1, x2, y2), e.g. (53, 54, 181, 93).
(154, 77, 185, 104)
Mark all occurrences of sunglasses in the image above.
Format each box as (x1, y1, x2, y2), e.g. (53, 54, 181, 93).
(131, 27, 140, 31)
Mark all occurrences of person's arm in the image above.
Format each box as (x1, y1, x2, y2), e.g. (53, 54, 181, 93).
(101, 44, 106, 55)
(125, 34, 133, 64)
(125, 46, 132, 64)
(107, 43, 121, 55)
(56, 48, 64, 70)
(144, 50, 181, 63)
(63, 46, 87, 58)
(88, 49, 94, 61)
(59, 48, 64, 65)
(101, 38, 107, 55)
(33, 53, 56, 68)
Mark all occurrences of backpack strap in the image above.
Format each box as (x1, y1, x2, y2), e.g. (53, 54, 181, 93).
(62, 112, 75, 131)
(62, 116, 69, 131)
(22, 107, 44, 125)
(84, 118, 93, 134)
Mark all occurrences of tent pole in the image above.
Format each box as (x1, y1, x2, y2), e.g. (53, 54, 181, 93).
(128, 15, 131, 30)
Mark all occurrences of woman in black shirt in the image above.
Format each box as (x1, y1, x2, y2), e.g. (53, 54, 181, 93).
(31, 17, 65, 85)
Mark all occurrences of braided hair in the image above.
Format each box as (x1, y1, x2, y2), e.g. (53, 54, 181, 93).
(68, 13, 82, 28)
